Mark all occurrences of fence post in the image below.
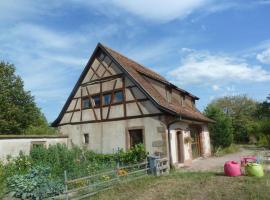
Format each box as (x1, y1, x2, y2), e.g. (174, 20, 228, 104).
(64, 170, 69, 200)
(148, 155, 160, 176)
(116, 161, 120, 181)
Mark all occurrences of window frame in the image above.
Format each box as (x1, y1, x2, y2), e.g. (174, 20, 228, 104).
(92, 95, 101, 108)
(102, 93, 112, 106)
(31, 141, 46, 150)
(84, 133, 89, 144)
(82, 97, 91, 109)
(113, 90, 124, 104)
(126, 127, 145, 150)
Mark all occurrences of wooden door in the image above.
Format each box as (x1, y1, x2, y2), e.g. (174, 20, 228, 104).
(190, 126, 201, 159)
(176, 131, 184, 163)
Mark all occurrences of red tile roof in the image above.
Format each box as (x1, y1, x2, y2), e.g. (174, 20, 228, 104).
(101, 44, 213, 123)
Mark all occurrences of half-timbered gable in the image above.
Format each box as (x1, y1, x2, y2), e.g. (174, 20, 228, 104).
(53, 43, 213, 167)
(56, 45, 162, 126)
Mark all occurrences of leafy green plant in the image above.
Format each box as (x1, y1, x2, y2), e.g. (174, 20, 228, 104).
(14, 151, 32, 172)
(7, 165, 64, 199)
(0, 61, 52, 135)
(117, 144, 147, 164)
(204, 105, 233, 150)
(0, 161, 7, 198)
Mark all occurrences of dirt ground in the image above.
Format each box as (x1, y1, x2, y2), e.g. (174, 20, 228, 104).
(183, 146, 267, 172)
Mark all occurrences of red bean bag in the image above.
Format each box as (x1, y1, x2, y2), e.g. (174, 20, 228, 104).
(224, 161, 241, 177)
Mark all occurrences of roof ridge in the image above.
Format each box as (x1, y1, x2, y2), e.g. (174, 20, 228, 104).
(100, 44, 169, 83)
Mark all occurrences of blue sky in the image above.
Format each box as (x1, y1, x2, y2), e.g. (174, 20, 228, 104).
(1, 0, 270, 122)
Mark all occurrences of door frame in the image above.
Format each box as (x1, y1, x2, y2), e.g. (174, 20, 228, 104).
(176, 130, 184, 163)
(189, 125, 202, 159)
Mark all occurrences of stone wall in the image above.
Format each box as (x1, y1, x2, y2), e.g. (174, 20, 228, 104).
(0, 136, 68, 162)
(58, 116, 168, 156)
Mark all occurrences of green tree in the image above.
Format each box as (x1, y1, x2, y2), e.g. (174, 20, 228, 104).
(209, 95, 258, 143)
(255, 94, 270, 119)
(254, 95, 270, 146)
(0, 61, 53, 134)
(204, 105, 233, 149)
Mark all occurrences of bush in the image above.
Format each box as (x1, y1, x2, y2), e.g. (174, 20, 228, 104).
(0, 161, 6, 198)
(7, 165, 64, 199)
(204, 105, 233, 150)
(29, 143, 147, 178)
(117, 144, 147, 164)
(2, 143, 147, 199)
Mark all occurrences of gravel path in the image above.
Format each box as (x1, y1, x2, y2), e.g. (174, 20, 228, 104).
(183, 146, 264, 172)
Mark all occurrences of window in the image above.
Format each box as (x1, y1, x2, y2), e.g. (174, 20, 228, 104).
(113, 91, 123, 103)
(103, 93, 111, 106)
(84, 133, 89, 144)
(103, 56, 111, 66)
(97, 50, 105, 60)
(31, 141, 46, 150)
(129, 129, 143, 148)
(82, 98, 91, 109)
(92, 95, 100, 107)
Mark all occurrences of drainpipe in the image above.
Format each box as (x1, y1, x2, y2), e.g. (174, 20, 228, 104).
(167, 115, 182, 168)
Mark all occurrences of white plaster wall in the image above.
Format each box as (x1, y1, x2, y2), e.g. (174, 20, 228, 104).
(139, 101, 160, 114)
(59, 116, 167, 155)
(0, 138, 68, 162)
(201, 125, 211, 157)
(170, 122, 191, 164)
(125, 88, 134, 101)
(67, 99, 76, 111)
(126, 103, 141, 116)
(170, 129, 177, 163)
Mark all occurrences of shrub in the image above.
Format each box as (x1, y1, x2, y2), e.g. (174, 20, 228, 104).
(117, 144, 147, 164)
(7, 165, 64, 199)
(0, 161, 6, 198)
(204, 105, 233, 150)
(29, 143, 147, 178)
(30, 144, 84, 177)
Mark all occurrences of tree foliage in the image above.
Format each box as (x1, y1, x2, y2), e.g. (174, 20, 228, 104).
(254, 95, 270, 146)
(204, 105, 233, 149)
(209, 95, 258, 143)
(0, 61, 52, 134)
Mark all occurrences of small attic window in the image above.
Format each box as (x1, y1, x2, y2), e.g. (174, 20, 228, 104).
(113, 91, 123, 103)
(97, 50, 105, 60)
(103, 93, 111, 106)
(103, 56, 111, 67)
(82, 98, 91, 109)
(92, 95, 101, 107)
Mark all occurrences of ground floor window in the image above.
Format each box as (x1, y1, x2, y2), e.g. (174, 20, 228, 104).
(128, 129, 144, 148)
(31, 141, 46, 150)
(84, 133, 89, 144)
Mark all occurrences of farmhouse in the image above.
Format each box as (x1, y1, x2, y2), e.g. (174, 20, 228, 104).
(52, 43, 213, 166)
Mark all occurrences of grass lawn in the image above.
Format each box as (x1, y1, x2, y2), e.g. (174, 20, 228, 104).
(90, 171, 270, 200)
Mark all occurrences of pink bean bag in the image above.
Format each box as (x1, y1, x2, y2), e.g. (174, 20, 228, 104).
(224, 161, 241, 177)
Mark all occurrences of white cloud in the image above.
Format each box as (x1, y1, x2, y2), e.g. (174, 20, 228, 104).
(212, 85, 220, 91)
(0, 23, 86, 50)
(111, 0, 210, 22)
(256, 48, 270, 64)
(76, 0, 215, 22)
(168, 50, 270, 86)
